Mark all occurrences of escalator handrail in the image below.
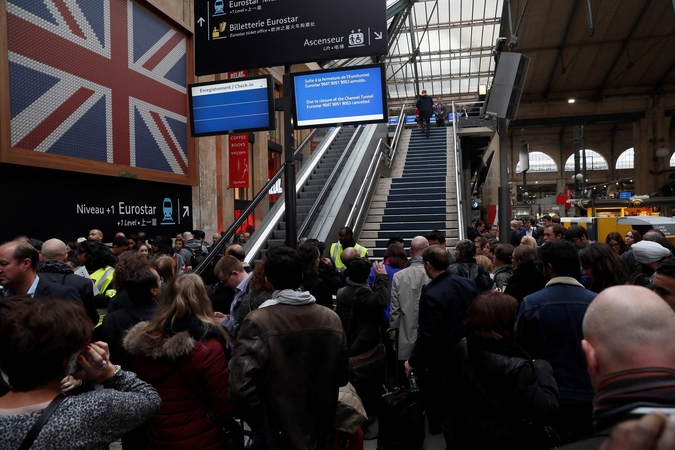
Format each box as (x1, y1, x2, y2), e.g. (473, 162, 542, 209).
(452, 101, 465, 241)
(193, 129, 318, 275)
(297, 126, 364, 238)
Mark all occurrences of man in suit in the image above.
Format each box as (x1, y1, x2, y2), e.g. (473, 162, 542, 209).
(0, 240, 81, 304)
(38, 238, 98, 324)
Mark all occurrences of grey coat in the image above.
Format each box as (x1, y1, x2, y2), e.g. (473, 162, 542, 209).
(390, 260, 430, 360)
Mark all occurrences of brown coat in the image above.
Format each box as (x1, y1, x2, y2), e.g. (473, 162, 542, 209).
(230, 302, 349, 450)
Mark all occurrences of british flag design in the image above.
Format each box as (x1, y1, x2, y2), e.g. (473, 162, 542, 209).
(7, 0, 189, 175)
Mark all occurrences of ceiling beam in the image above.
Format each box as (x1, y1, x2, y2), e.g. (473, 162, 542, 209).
(398, 18, 501, 32)
(543, 0, 580, 99)
(389, 70, 494, 84)
(387, 0, 413, 20)
(597, 0, 654, 94)
(386, 47, 494, 62)
(510, 111, 646, 128)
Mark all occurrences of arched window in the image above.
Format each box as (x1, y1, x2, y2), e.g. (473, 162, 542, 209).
(670, 153, 675, 168)
(515, 151, 558, 173)
(564, 149, 609, 171)
(616, 148, 634, 170)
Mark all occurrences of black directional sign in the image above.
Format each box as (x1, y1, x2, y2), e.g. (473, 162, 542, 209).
(194, 0, 387, 76)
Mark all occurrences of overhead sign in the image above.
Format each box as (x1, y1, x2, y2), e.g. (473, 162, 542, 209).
(0, 164, 193, 243)
(194, 0, 387, 76)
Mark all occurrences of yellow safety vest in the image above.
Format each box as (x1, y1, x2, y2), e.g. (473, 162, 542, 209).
(330, 243, 368, 270)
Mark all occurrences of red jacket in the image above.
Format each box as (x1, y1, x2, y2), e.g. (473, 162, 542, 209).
(124, 321, 233, 450)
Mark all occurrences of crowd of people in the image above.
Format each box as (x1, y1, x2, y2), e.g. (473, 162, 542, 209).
(2, 220, 675, 449)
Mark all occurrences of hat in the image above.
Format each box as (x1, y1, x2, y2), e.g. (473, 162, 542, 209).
(632, 240, 671, 264)
(151, 236, 174, 253)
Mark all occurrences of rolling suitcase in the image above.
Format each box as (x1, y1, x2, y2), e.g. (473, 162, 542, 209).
(377, 329, 425, 450)
(327, 429, 364, 450)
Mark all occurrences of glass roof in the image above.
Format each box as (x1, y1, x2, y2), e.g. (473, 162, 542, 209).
(323, 0, 503, 109)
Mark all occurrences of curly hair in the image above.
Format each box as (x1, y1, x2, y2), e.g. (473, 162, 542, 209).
(112, 251, 149, 290)
(77, 240, 117, 271)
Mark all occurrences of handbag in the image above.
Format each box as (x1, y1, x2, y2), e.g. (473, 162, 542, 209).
(348, 343, 386, 383)
(333, 382, 369, 434)
(18, 394, 66, 450)
(346, 298, 386, 383)
(174, 366, 244, 450)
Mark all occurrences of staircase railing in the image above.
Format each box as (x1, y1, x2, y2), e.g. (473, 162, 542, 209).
(451, 101, 465, 241)
(297, 126, 364, 238)
(346, 107, 407, 236)
(193, 129, 322, 275)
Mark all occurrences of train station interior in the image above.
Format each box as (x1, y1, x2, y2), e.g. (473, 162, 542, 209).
(1, 0, 674, 253)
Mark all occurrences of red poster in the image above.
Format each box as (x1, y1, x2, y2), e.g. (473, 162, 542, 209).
(227, 70, 250, 188)
(228, 133, 249, 188)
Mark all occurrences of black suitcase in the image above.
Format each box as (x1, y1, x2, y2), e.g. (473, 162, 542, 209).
(376, 387, 425, 450)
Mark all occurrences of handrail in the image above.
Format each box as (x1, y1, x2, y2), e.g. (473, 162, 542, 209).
(193, 129, 318, 275)
(452, 101, 465, 241)
(346, 106, 407, 232)
(243, 127, 342, 264)
(297, 126, 364, 237)
(381, 107, 407, 167)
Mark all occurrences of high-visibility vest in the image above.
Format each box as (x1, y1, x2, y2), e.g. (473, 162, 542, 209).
(330, 243, 368, 270)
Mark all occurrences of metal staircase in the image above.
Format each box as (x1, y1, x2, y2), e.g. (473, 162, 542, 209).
(359, 126, 460, 258)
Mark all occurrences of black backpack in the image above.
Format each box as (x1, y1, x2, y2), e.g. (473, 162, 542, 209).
(451, 262, 494, 293)
(186, 246, 208, 269)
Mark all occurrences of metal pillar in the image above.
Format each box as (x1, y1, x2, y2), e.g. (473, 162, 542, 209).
(574, 125, 581, 197)
(282, 65, 297, 249)
(498, 118, 511, 244)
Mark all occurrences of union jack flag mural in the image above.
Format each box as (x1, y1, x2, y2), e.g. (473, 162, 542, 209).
(6, 0, 189, 175)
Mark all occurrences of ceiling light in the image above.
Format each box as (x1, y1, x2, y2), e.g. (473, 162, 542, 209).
(568, 99, 575, 104)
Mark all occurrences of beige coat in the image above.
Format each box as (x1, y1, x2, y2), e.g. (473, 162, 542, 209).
(390, 260, 430, 360)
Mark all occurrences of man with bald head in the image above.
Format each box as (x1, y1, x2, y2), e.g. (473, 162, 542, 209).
(88, 229, 103, 241)
(225, 244, 250, 273)
(561, 285, 675, 449)
(390, 236, 430, 364)
(38, 239, 98, 324)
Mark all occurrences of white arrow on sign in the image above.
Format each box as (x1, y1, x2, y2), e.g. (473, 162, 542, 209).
(374, 31, 383, 40)
(183, 206, 190, 217)
(197, 17, 205, 27)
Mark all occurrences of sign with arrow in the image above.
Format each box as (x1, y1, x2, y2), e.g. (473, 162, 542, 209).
(194, 0, 387, 76)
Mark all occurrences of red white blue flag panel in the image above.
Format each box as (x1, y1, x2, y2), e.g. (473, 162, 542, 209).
(7, 0, 189, 175)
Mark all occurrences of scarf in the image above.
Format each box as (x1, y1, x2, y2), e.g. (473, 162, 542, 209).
(593, 368, 675, 431)
(258, 289, 316, 309)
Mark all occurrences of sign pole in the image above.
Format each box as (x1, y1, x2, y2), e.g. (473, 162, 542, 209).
(282, 65, 297, 249)
(498, 118, 511, 245)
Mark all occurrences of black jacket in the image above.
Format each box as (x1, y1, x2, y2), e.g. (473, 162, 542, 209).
(504, 261, 546, 304)
(449, 338, 560, 449)
(408, 271, 478, 371)
(100, 302, 159, 373)
(416, 95, 434, 118)
(302, 273, 332, 309)
(38, 260, 98, 324)
(336, 275, 389, 356)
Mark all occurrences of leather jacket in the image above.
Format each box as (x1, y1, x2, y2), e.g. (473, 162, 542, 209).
(230, 302, 349, 450)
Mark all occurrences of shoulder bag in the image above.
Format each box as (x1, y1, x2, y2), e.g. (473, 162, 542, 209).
(18, 394, 66, 450)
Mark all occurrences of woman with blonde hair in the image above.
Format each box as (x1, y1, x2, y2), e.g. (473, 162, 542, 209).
(520, 235, 537, 248)
(124, 274, 234, 450)
(153, 255, 176, 285)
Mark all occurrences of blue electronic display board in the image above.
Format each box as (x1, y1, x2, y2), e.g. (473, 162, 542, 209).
(188, 74, 275, 137)
(291, 64, 387, 129)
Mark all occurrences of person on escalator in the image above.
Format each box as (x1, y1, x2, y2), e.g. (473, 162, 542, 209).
(416, 90, 434, 138)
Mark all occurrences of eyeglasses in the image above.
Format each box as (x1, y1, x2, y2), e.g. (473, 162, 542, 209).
(609, 243, 620, 248)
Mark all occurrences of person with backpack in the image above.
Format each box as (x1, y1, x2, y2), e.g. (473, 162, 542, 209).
(180, 231, 209, 272)
(448, 239, 494, 293)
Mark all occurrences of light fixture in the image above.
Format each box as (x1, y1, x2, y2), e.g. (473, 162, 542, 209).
(575, 173, 584, 181)
(568, 99, 576, 104)
(656, 145, 669, 159)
